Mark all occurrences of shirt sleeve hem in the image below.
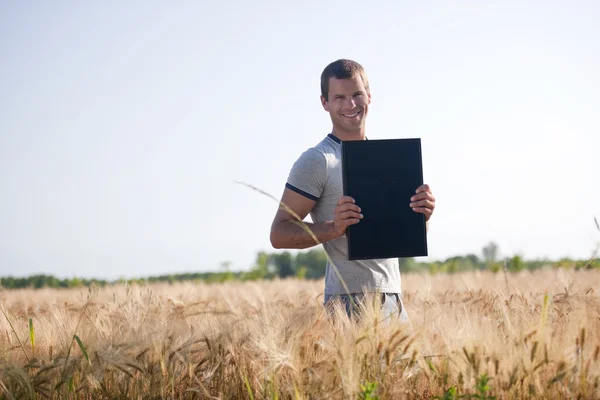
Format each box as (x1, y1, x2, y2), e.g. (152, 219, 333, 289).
(285, 183, 319, 201)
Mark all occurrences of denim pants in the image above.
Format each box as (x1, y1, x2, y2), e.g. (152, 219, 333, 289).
(323, 292, 410, 323)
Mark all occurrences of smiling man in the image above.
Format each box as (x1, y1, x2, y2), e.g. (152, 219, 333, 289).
(270, 59, 436, 320)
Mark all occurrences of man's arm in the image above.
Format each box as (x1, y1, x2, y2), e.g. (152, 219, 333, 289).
(270, 188, 336, 249)
(270, 189, 362, 249)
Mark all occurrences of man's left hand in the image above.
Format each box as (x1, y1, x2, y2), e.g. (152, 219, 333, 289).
(410, 184, 435, 221)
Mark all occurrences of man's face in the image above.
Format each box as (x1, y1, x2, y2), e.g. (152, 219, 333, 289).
(321, 75, 371, 133)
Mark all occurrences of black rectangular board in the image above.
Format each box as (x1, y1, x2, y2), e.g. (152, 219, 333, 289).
(341, 138, 428, 260)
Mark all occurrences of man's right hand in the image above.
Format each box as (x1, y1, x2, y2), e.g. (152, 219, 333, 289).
(332, 196, 363, 237)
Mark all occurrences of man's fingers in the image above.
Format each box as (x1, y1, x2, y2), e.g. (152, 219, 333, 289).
(338, 203, 361, 213)
(334, 202, 361, 216)
(415, 184, 430, 194)
(412, 207, 433, 218)
(410, 199, 434, 209)
(337, 196, 356, 206)
(334, 205, 363, 234)
(410, 192, 435, 202)
(339, 210, 363, 220)
(412, 207, 431, 213)
(411, 185, 435, 221)
(342, 218, 361, 228)
(334, 215, 361, 234)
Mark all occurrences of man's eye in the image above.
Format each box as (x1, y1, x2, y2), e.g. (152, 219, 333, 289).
(354, 93, 363, 97)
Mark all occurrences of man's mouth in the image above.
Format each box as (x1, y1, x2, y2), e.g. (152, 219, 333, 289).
(342, 111, 361, 118)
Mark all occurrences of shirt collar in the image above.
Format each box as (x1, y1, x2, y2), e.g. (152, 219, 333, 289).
(327, 133, 368, 143)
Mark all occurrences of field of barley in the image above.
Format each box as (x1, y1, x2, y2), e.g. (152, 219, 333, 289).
(1, 268, 599, 399)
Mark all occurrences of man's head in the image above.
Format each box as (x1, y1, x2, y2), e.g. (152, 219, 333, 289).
(320, 59, 370, 101)
(320, 59, 371, 135)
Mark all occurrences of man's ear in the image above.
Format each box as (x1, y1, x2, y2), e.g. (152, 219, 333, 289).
(320, 95, 330, 112)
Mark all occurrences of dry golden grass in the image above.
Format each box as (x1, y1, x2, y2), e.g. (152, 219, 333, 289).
(1, 268, 600, 399)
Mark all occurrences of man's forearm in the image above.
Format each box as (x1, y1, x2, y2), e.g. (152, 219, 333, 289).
(271, 220, 340, 249)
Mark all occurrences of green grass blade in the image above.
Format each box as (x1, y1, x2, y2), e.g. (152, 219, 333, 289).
(74, 335, 91, 367)
(241, 371, 255, 400)
(67, 375, 74, 394)
(294, 383, 302, 400)
(29, 318, 35, 356)
(271, 375, 279, 400)
(61, 291, 95, 381)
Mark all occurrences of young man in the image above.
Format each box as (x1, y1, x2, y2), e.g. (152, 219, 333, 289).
(270, 59, 436, 320)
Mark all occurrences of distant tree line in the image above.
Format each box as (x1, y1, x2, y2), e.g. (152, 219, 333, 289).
(1, 242, 598, 290)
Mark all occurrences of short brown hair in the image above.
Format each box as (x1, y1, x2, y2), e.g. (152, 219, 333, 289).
(320, 59, 370, 101)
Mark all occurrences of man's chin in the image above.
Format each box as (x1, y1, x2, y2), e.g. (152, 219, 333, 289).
(337, 118, 363, 126)
(332, 120, 365, 133)
(343, 122, 365, 131)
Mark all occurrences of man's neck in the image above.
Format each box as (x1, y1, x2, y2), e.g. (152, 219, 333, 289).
(330, 127, 367, 141)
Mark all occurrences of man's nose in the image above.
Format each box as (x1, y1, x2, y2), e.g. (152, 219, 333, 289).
(345, 97, 357, 108)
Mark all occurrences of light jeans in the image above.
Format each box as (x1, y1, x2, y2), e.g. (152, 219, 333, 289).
(323, 292, 410, 323)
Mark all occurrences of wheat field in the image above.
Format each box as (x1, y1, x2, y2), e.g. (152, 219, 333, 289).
(1, 268, 599, 399)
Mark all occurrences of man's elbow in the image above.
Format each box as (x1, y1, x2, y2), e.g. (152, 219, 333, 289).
(270, 235, 283, 249)
(270, 225, 284, 249)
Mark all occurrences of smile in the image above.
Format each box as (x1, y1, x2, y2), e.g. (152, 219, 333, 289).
(342, 111, 361, 118)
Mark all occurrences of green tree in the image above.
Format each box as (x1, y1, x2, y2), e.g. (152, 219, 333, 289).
(508, 255, 525, 272)
(296, 248, 327, 279)
(295, 266, 307, 279)
(428, 262, 441, 275)
(270, 252, 295, 278)
(447, 260, 458, 274)
(219, 261, 235, 282)
(444, 256, 476, 272)
(465, 253, 482, 269)
(244, 251, 271, 281)
(398, 257, 421, 272)
(482, 242, 499, 268)
(68, 277, 83, 288)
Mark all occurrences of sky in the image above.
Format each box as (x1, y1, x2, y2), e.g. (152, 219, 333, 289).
(1, 1, 599, 280)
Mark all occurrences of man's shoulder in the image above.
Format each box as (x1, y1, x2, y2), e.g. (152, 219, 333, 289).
(294, 135, 337, 162)
(286, 135, 336, 199)
(310, 135, 342, 161)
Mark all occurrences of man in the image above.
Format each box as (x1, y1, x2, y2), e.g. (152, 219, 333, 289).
(270, 59, 436, 320)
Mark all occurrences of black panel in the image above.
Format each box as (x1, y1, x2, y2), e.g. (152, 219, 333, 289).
(341, 138, 428, 260)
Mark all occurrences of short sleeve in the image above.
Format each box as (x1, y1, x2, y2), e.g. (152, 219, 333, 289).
(286, 148, 327, 201)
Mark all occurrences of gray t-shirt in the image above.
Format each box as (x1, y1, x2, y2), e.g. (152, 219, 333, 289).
(286, 134, 403, 296)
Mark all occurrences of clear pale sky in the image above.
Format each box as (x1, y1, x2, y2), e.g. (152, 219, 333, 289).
(1, 1, 599, 279)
